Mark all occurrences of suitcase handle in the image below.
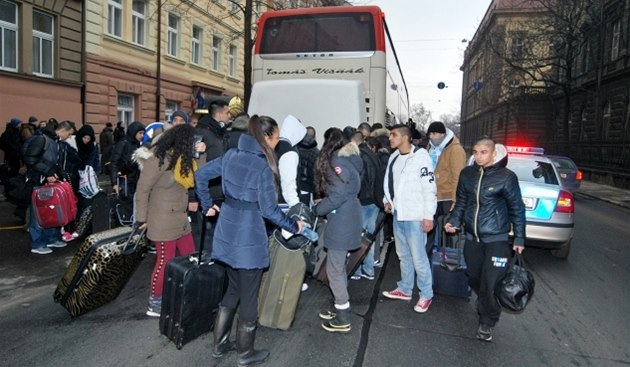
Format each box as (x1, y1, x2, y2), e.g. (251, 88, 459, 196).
(120, 226, 147, 255)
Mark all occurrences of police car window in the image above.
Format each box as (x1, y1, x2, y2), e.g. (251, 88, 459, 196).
(508, 158, 559, 185)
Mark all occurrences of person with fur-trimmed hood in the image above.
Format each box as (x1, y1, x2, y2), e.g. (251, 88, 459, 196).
(315, 128, 363, 334)
(425, 121, 467, 256)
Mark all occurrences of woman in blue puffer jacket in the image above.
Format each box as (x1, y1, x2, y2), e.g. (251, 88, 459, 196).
(195, 115, 305, 367)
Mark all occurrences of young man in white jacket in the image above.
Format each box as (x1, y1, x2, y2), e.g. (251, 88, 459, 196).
(382, 124, 437, 313)
(276, 115, 307, 207)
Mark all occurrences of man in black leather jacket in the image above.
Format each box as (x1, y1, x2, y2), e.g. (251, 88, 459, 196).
(445, 137, 525, 342)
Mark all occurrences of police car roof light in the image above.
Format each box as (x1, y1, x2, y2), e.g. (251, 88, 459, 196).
(506, 146, 545, 155)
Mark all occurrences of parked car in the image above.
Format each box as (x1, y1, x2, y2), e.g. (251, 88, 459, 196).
(505, 147, 575, 259)
(546, 155, 582, 193)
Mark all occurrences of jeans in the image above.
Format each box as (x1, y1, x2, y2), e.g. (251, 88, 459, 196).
(392, 211, 433, 299)
(354, 204, 380, 277)
(28, 201, 59, 250)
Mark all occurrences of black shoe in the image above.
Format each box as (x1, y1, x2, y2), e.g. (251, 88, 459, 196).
(236, 320, 269, 367)
(477, 324, 493, 342)
(321, 307, 351, 333)
(318, 309, 336, 320)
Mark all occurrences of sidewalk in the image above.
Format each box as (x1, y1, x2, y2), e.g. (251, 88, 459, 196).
(576, 180, 630, 209)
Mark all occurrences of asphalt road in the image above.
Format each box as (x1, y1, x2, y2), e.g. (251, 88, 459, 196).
(0, 193, 629, 366)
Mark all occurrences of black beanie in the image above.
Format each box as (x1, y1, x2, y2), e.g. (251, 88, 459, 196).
(427, 121, 446, 134)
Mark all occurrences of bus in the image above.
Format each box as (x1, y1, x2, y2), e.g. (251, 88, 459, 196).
(253, 5, 409, 127)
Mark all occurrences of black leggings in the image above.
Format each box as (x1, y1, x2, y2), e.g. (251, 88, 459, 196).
(221, 267, 263, 323)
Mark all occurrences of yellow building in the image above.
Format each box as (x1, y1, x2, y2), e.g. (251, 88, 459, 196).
(84, 0, 248, 132)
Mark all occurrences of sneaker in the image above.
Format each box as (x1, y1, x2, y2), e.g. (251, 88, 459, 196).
(31, 247, 53, 255)
(321, 321, 351, 333)
(477, 324, 493, 342)
(382, 289, 412, 301)
(147, 243, 156, 254)
(71, 232, 79, 239)
(360, 273, 375, 281)
(61, 232, 74, 242)
(146, 306, 160, 317)
(374, 260, 382, 267)
(301, 283, 309, 292)
(413, 298, 432, 313)
(47, 241, 67, 248)
(318, 309, 336, 320)
(350, 275, 361, 280)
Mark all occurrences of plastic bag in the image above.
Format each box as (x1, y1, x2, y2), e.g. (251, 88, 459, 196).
(495, 253, 535, 313)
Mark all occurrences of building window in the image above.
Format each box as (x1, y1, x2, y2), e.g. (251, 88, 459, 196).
(108, 0, 123, 37)
(0, 0, 18, 71)
(611, 20, 620, 61)
(212, 36, 222, 71)
(132, 0, 146, 45)
(165, 100, 178, 122)
(191, 26, 202, 65)
(511, 37, 523, 59)
(580, 41, 590, 74)
(228, 44, 237, 76)
(117, 94, 134, 125)
(32, 11, 54, 78)
(167, 13, 179, 57)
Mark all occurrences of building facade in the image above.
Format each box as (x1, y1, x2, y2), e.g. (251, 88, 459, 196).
(0, 0, 84, 125)
(460, 0, 630, 188)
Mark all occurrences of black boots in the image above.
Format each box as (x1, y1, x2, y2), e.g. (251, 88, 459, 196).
(236, 320, 269, 367)
(212, 306, 236, 358)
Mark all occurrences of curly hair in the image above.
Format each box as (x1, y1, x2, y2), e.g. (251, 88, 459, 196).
(153, 124, 196, 177)
(316, 127, 346, 195)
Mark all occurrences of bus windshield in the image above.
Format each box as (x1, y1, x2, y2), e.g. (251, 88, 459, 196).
(259, 13, 376, 53)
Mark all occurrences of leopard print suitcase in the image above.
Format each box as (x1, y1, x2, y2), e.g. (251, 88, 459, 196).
(53, 226, 147, 317)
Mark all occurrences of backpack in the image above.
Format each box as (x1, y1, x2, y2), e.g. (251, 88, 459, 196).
(21, 135, 59, 177)
(297, 147, 316, 194)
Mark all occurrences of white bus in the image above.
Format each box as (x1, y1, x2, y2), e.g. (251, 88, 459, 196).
(253, 5, 409, 127)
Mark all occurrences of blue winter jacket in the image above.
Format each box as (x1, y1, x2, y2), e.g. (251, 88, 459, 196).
(195, 133, 299, 269)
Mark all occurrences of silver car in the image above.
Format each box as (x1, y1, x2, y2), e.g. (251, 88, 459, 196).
(506, 151, 575, 259)
(546, 155, 582, 193)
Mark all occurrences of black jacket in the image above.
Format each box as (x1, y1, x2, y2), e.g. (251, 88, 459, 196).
(296, 137, 319, 195)
(109, 121, 145, 187)
(195, 115, 227, 203)
(358, 143, 385, 208)
(448, 154, 526, 245)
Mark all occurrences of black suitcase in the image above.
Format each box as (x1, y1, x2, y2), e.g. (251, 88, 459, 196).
(159, 217, 225, 349)
(431, 215, 471, 299)
(53, 226, 148, 316)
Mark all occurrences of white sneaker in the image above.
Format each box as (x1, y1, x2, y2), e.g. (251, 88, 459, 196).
(301, 283, 309, 292)
(47, 241, 67, 248)
(31, 247, 53, 255)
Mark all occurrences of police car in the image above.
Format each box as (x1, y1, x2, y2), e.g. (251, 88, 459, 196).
(505, 146, 575, 259)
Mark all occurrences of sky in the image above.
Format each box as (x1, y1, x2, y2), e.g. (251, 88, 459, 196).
(365, 0, 493, 122)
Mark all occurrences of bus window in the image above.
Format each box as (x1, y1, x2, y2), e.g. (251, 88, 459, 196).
(260, 13, 375, 53)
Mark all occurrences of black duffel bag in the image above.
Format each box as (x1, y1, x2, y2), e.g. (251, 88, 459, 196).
(495, 253, 535, 313)
(273, 202, 316, 250)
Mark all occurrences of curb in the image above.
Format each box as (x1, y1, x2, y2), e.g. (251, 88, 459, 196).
(575, 191, 630, 210)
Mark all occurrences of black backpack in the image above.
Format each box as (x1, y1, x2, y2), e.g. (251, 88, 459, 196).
(297, 147, 316, 194)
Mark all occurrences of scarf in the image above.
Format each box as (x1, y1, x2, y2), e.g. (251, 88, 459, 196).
(173, 156, 198, 189)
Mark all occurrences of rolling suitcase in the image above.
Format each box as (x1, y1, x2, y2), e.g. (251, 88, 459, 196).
(258, 233, 308, 330)
(32, 181, 78, 228)
(53, 226, 148, 316)
(316, 211, 386, 284)
(431, 215, 471, 299)
(159, 217, 226, 349)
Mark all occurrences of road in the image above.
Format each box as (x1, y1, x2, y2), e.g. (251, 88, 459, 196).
(0, 193, 629, 366)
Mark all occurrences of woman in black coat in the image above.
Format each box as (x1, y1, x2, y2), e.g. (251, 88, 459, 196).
(314, 128, 363, 334)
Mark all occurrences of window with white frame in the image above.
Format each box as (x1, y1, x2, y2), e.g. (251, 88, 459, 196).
(611, 20, 621, 61)
(231, 1, 238, 12)
(32, 11, 54, 77)
(228, 44, 237, 77)
(212, 36, 222, 71)
(167, 13, 179, 57)
(108, 0, 122, 37)
(132, 0, 146, 45)
(191, 26, 202, 65)
(117, 94, 135, 125)
(0, 0, 18, 71)
(165, 100, 178, 122)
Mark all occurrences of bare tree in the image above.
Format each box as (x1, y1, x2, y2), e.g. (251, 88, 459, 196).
(485, 0, 605, 143)
(410, 103, 433, 131)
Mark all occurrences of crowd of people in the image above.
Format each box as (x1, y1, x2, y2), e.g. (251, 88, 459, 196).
(1, 106, 525, 364)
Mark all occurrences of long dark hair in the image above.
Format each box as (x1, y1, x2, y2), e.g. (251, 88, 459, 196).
(248, 115, 280, 189)
(316, 127, 345, 194)
(154, 124, 196, 177)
